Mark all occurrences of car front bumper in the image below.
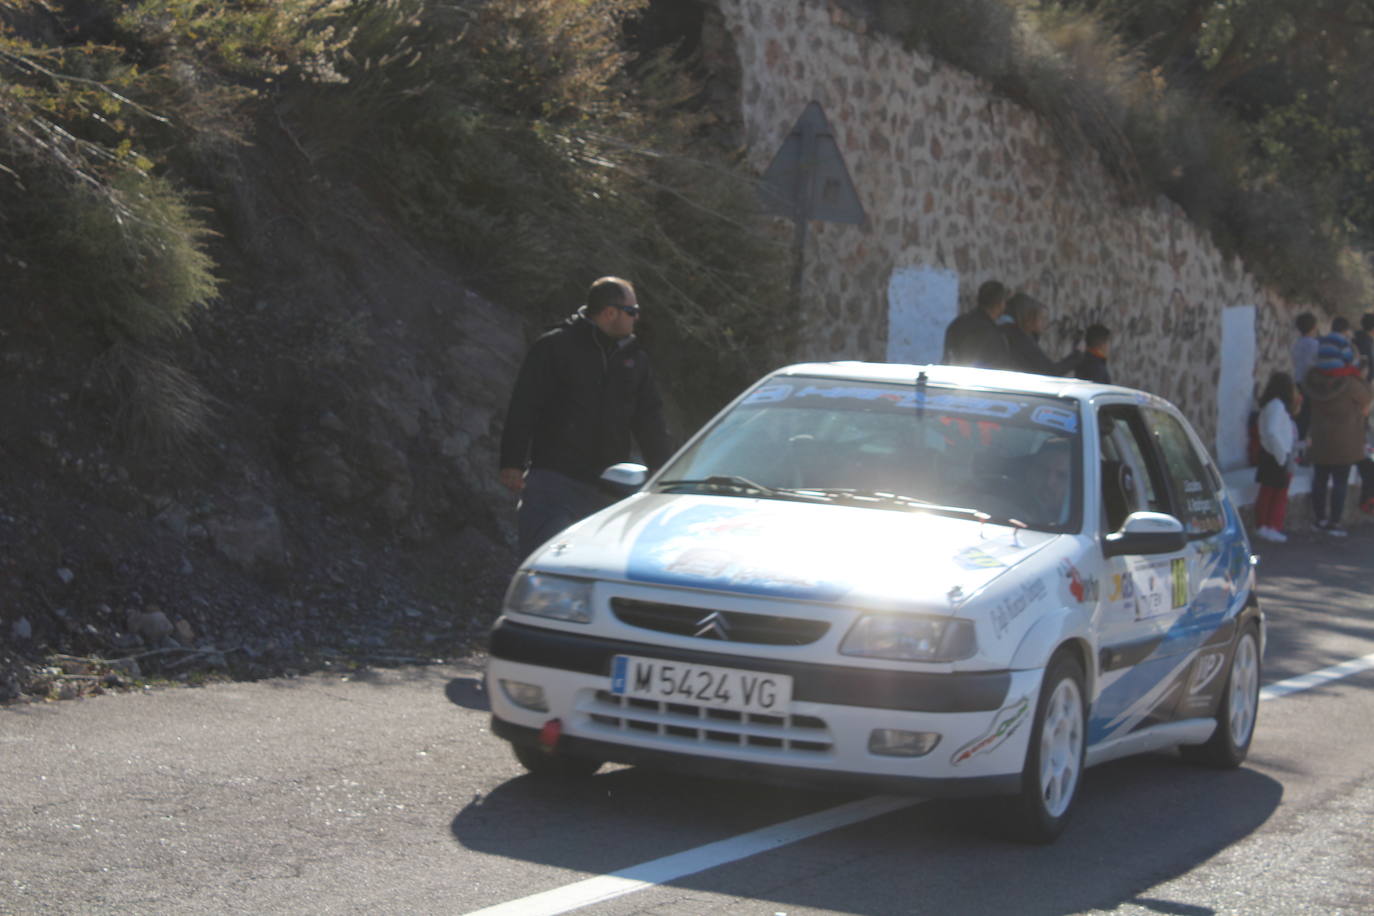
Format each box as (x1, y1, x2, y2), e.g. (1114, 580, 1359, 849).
(487, 619, 1044, 794)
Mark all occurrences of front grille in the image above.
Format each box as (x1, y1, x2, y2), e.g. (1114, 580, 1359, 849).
(582, 690, 832, 754)
(610, 598, 829, 646)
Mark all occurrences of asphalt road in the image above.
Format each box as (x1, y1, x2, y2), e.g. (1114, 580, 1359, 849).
(3, 527, 1373, 916)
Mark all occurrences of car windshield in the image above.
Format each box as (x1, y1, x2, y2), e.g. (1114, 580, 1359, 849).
(657, 376, 1083, 532)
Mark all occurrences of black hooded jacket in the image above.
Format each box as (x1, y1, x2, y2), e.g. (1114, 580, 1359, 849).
(1001, 325, 1080, 376)
(499, 311, 673, 484)
(942, 309, 1009, 368)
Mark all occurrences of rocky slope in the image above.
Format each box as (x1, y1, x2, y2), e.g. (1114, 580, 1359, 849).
(0, 129, 534, 702)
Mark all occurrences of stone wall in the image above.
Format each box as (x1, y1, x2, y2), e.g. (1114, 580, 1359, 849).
(715, 0, 1312, 468)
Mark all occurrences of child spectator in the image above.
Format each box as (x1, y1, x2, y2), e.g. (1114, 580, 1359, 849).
(1253, 372, 1300, 543)
(1291, 311, 1319, 443)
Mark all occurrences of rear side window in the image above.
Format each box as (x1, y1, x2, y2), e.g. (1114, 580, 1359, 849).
(1144, 408, 1225, 537)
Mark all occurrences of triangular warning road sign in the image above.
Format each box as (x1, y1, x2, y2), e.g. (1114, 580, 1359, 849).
(758, 101, 866, 226)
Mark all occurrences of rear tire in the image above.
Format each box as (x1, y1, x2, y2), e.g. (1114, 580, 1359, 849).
(511, 742, 603, 779)
(1181, 623, 1260, 769)
(1010, 651, 1086, 844)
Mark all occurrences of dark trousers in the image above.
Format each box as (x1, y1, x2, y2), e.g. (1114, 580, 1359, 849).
(1295, 387, 1313, 443)
(1311, 464, 1351, 525)
(517, 468, 613, 560)
(1360, 457, 1374, 506)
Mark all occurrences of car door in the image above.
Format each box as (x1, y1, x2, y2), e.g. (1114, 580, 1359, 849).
(1090, 402, 1195, 744)
(1138, 405, 1249, 720)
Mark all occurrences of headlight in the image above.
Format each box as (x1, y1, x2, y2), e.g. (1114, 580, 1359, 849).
(504, 572, 595, 624)
(840, 614, 976, 662)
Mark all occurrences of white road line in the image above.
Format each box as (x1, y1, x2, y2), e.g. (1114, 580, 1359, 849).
(1259, 650, 1374, 701)
(461, 795, 917, 916)
(469, 649, 1374, 916)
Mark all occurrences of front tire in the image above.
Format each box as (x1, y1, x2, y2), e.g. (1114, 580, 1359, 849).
(1011, 652, 1086, 844)
(1181, 623, 1261, 769)
(511, 741, 603, 780)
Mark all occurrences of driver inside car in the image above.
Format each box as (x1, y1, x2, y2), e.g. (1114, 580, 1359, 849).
(1024, 438, 1073, 526)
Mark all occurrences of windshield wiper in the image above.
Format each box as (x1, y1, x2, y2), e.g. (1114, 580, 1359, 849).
(792, 488, 976, 513)
(655, 475, 779, 494)
(654, 476, 830, 502)
(651, 479, 1025, 523)
(794, 488, 1028, 524)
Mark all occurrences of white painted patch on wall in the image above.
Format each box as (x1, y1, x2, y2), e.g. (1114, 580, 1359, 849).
(887, 266, 959, 366)
(1216, 304, 1258, 470)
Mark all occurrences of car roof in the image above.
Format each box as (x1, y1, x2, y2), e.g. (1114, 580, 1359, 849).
(771, 361, 1160, 406)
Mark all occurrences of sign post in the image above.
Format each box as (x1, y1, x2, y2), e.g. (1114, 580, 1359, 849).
(758, 101, 867, 315)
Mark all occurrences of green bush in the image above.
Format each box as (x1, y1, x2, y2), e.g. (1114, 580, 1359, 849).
(0, 1, 225, 449)
(288, 0, 791, 419)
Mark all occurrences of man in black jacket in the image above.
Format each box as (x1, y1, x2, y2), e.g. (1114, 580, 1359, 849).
(1001, 293, 1082, 376)
(942, 280, 1010, 368)
(499, 276, 674, 558)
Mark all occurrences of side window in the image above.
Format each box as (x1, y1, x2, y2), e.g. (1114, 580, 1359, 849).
(1098, 406, 1166, 531)
(1144, 408, 1225, 537)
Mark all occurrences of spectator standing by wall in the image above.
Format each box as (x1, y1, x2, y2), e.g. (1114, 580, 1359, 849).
(1291, 311, 1320, 443)
(1303, 333, 1372, 536)
(1074, 324, 1113, 384)
(1353, 313, 1374, 382)
(1344, 313, 1374, 512)
(942, 280, 1011, 368)
(499, 276, 674, 559)
(1000, 293, 1083, 376)
(1252, 371, 1301, 543)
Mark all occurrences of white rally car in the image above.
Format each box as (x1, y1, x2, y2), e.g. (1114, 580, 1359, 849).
(486, 362, 1262, 841)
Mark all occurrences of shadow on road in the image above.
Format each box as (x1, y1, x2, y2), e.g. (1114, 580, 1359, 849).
(445, 675, 490, 711)
(1254, 525, 1374, 683)
(451, 752, 1281, 915)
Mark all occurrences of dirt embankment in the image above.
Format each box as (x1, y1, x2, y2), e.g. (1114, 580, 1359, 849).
(1, 128, 530, 702)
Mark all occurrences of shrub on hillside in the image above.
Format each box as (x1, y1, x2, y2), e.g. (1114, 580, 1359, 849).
(287, 0, 790, 419)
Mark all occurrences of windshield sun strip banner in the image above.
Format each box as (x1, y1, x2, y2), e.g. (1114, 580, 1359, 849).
(742, 381, 1080, 434)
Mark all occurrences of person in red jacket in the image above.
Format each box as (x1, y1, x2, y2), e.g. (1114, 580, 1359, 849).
(499, 276, 674, 559)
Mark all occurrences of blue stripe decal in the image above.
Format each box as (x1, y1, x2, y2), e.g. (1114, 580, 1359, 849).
(1089, 521, 1248, 744)
(625, 504, 853, 601)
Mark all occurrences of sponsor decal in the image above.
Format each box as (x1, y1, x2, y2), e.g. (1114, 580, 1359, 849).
(1060, 560, 1099, 604)
(743, 383, 794, 405)
(991, 578, 1048, 637)
(744, 382, 1077, 431)
(1132, 559, 1178, 620)
(951, 695, 1031, 766)
(954, 547, 1006, 570)
(1187, 496, 1216, 516)
(666, 547, 733, 578)
(1170, 557, 1189, 608)
(1031, 405, 1079, 433)
(1189, 651, 1225, 694)
(1107, 571, 1136, 603)
(627, 504, 851, 601)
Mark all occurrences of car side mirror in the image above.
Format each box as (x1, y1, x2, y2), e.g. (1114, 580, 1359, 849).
(1102, 511, 1187, 558)
(600, 462, 648, 494)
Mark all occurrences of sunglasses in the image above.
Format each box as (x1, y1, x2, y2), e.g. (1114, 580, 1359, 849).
(615, 303, 641, 317)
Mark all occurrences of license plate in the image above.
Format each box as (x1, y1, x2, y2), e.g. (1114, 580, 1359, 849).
(610, 655, 793, 715)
